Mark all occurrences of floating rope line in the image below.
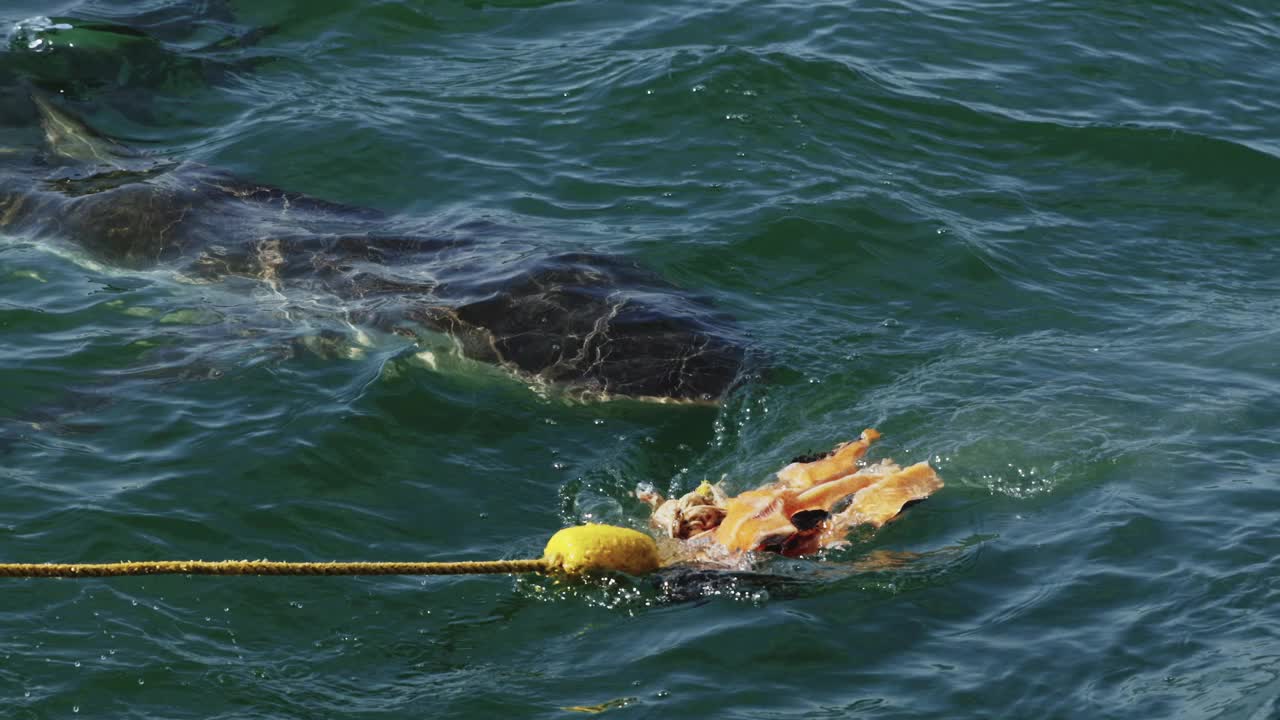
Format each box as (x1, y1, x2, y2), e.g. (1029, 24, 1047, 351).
(0, 524, 662, 579)
(0, 559, 551, 578)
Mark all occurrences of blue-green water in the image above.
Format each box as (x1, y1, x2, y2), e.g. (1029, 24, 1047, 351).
(2, 0, 1279, 717)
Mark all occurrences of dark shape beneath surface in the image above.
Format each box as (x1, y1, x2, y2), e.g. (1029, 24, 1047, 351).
(0, 93, 745, 402)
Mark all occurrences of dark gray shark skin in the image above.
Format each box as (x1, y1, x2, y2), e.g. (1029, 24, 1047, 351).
(0, 95, 744, 402)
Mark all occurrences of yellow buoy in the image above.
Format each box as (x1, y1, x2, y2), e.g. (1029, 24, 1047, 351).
(542, 524, 660, 575)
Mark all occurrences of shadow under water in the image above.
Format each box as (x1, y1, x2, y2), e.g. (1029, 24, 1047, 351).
(0, 92, 748, 403)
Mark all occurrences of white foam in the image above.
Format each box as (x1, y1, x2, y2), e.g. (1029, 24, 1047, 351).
(8, 16, 74, 54)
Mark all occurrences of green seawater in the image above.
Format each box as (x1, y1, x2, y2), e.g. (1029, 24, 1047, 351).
(2, 1, 1278, 717)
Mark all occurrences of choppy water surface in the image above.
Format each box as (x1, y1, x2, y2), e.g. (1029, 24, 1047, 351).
(2, 0, 1278, 717)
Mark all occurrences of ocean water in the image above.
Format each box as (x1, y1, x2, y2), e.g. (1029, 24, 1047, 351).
(1, 0, 1278, 717)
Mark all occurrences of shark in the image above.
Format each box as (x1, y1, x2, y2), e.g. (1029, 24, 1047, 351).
(0, 93, 745, 402)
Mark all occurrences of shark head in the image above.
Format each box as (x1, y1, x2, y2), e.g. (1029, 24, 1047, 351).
(416, 253, 747, 403)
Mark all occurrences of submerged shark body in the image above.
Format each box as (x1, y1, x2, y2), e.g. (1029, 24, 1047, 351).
(0, 95, 744, 402)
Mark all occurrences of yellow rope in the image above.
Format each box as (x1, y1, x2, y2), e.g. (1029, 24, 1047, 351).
(0, 559, 550, 578)
(0, 524, 663, 579)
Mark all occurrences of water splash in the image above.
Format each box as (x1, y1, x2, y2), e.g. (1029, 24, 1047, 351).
(7, 17, 74, 54)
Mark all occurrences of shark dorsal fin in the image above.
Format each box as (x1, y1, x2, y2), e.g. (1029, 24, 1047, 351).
(31, 92, 137, 165)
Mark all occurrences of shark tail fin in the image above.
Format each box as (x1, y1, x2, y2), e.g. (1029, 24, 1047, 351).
(31, 91, 137, 164)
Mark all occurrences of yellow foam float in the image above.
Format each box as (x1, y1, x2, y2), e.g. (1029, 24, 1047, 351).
(542, 523, 661, 575)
